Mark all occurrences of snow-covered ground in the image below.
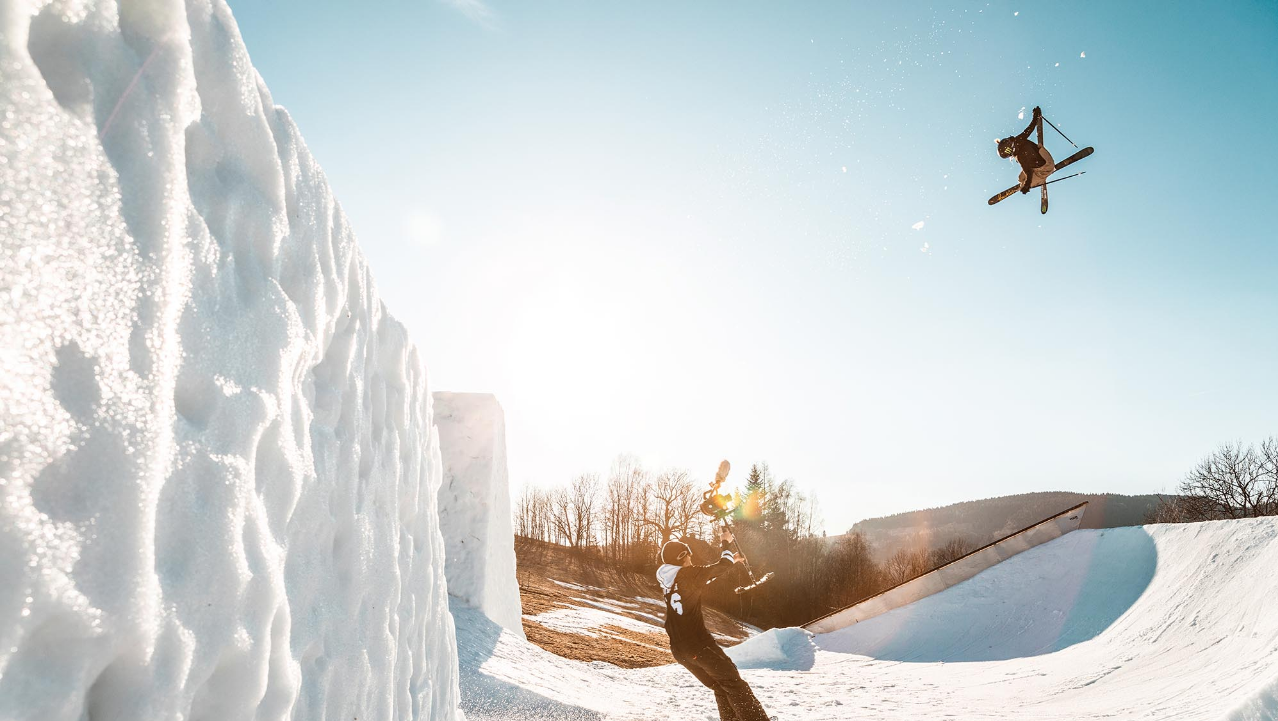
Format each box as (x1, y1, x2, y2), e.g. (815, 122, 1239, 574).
(1, 2, 458, 719)
(525, 580, 744, 646)
(458, 518, 1278, 720)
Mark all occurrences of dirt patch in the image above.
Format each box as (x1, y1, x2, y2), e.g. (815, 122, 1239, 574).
(522, 620, 673, 668)
(516, 537, 751, 668)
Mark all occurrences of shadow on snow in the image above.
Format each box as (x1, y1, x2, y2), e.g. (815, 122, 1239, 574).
(452, 602, 604, 721)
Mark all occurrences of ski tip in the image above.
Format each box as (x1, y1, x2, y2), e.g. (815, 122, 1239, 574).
(734, 572, 776, 594)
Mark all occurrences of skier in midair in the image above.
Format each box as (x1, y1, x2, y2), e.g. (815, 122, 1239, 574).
(997, 106, 1054, 193)
(658, 528, 771, 721)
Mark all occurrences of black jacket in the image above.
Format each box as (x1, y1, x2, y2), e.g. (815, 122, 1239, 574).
(658, 542, 736, 650)
(1011, 108, 1046, 190)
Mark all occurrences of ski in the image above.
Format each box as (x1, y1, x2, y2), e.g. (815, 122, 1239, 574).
(988, 146, 1093, 206)
(701, 460, 772, 594)
(1038, 118, 1048, 215)
(1052, 146, 1094, 173)
(988, 183, 1022, 206)
(735, 572, 774, 595)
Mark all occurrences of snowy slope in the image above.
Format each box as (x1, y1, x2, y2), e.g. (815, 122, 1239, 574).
(434, 392, 524, 638)
(455, 518, 1278, 720)
(0, 2, 458, 719)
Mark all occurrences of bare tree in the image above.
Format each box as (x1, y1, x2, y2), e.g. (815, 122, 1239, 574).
(549, 473, 601, 549)
(819, 532, 880, 609)
(929, 537, 974, 568)
(515, 484, 554, 542)
(1153, 439, 1278, 522)
(571, 472, 600, 548)
(882, 545, 931, 587)
(1261, 437, 1278, 516)
(549, 486, 572, 546)
(641, 468, 701, 543)
(602, 454, 648, 561)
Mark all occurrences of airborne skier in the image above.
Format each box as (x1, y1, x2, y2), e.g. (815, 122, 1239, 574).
(988, 106, 1095, 212)
(997, 106, 1054, 194)
(658, 529, 771, 721)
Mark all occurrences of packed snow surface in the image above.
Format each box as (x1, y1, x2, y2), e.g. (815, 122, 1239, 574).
(455, 518, 1278, 720)
(523, 607, 660, 640)
(1, 1, 459, 719)
(434, 392, 523, 638)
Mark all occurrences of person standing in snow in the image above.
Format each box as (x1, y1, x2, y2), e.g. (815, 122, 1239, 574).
(997, 106, 1055, 193)
(658, 529, 771, 721)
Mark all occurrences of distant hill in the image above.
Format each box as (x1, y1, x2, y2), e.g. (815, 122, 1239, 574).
(844, 492, 1163, 563)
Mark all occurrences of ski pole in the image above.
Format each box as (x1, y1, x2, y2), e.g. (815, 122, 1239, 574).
(1042, 116, 1079, 148)
(1044, 171, 1086, 186)
(721, 520, 759, 584)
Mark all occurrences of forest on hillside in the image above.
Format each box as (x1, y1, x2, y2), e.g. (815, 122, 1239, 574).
(847, 491, 1162, 562)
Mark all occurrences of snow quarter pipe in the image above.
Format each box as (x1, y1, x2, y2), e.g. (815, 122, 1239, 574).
(804, 502, 1088, 634)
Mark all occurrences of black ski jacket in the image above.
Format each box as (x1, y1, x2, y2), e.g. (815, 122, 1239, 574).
(1010, 108, 1046, 190)
(658, 542, 736, 651)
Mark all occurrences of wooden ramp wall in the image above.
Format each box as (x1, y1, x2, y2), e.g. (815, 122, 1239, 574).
(803, 502, 1089, 635)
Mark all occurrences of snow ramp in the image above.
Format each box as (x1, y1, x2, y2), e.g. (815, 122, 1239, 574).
(813, 518, 1278, 719)
(806, 501, 1088, 634)
(445, 518, 1277, 720)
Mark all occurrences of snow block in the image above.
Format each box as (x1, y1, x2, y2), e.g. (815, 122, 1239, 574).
(725, 627, 817, 671)
(434, 392, 525, 638)
(0, 2, 459, 719)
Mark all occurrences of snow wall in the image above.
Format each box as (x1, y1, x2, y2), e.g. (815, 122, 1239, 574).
(433, 392, 524, 638)
(0, 2, 461, 719)
(806, 502, 1088, 634)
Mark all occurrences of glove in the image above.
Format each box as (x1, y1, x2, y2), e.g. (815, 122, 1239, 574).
(1020, 184, 1032, 194)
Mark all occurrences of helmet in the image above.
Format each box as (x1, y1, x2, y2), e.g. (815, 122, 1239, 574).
(997, 138, 1017, 158)
(660, 540, 692, 565)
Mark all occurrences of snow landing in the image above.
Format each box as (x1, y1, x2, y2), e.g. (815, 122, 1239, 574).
(435, 392, 524, 638)
(454, 519, 1278, 720)
(0, 2, 459, 719)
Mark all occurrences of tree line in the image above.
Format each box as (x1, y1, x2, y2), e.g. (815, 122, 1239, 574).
(1149, 436, 1278, 523)
(515, 455, 713, 569)
(515, 457, 976, 628)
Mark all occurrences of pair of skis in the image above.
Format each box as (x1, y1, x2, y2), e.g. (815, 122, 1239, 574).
(987, 146, 1093, 210)
(988, 110, 1094, 213)
(701, 460, 774, 594)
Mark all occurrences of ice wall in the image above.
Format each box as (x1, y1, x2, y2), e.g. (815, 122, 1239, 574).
(433, 392, 524, 638)
(0, 2, 459, 719)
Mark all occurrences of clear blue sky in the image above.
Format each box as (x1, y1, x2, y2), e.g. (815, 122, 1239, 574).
(227, 1, 1278, 533)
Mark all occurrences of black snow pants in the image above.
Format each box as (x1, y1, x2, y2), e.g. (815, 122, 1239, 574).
(672, 641, 769, 721)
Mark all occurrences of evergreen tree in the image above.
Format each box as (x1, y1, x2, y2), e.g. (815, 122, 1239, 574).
(737, 462, 773, 524)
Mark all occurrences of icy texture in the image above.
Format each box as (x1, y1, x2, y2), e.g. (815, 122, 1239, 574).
(453, 518, 1278, 719)
(434, 392, 523, 638)
(0, 2, 459, 719)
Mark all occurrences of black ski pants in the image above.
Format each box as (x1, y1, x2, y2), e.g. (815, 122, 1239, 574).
(672, 641, 769, 721)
